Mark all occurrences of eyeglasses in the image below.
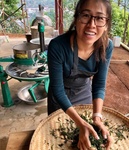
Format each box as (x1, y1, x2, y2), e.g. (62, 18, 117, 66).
(78, 13, 109, 27)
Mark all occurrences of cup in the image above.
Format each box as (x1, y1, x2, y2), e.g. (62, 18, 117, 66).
(53, 30, 59, 38)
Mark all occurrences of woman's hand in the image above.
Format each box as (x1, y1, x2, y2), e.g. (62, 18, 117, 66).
(66, 107, 99, 150)
(93, 117, 113, 150)
(77, 120, 99, 150)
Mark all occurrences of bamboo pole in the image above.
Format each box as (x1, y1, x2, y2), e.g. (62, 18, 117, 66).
(3, 12, 25, 31)
(110, 60, 128, 64)
(20, 0, 27, 33)
(2, 0, 4, 27)
(23, 0, 30, 32)
(4, 5, 25, 25)
(0, 0, 6, 33)
(120, 42, 129, 51)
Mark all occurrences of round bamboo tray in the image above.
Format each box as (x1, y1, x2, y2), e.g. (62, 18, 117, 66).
(29, 105, 129, 150)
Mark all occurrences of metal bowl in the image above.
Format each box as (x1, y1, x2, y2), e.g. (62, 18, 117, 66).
(30, 37, 52, 50)
(30, 37, 53, 45)
(17, 84, 47, 104)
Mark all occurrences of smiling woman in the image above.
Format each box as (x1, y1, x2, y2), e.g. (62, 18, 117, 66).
(47, 0, 113, 150)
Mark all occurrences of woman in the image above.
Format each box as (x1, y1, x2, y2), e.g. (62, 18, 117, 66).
(47, 0, 113, 149)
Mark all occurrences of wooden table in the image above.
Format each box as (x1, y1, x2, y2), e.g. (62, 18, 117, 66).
(6, 130, 34, 150)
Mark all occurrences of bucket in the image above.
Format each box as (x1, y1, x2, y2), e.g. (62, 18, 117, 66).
(25, 32, 32, 42)
(31, 26, 39, 39)
(113, 36, 121, 47)
(53, 30, 59, 38)
(13, 42, 40, 59)
(31, 25, 54, 39)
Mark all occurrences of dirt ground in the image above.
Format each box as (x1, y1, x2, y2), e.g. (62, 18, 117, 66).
(0, 33, 25, 38)
(104, 46, 129, 115)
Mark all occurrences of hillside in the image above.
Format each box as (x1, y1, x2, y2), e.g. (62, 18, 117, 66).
(25, 0, 55, 8)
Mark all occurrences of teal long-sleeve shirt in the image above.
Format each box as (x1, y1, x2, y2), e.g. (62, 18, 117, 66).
(48, 32, 113, 112)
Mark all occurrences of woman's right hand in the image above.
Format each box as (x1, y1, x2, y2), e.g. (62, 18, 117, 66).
(66, 107, 99, 150)
(77, 120, 99, 150)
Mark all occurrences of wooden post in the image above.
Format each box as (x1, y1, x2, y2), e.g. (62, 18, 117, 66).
(20, 0, 27, 33)
(3, 12, 25, 30)
(23, 0, 30, 32)
(59, 0, 63, 34)
(0, 0, 5, 34)
(55, 0, 58, 30)
(2, 0, 4, 27)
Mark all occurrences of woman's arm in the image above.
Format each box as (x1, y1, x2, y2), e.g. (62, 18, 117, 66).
(93, 98, 103, 123)
(92, 39, 113, 101)
(93, 98, 103, 114)
(92, 40, 113, 149)
(92, 39, 113, 121)
(48, 38, 73, 111)
(93, 98, 104, 126)
(92, 98, 112, 150)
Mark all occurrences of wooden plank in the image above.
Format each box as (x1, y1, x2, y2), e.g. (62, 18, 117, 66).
(110, 60, 128, 64)
(0, 137, 8, 150)
(6, 130, 34, 150)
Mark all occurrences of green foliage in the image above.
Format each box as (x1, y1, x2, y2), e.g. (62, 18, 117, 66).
(44, 0, 78, 31)
(25, 0, 55, 8)
(29, 13, 37, 26)
(111, 1, 129, 44)
(3, 0, 21, 17)
(0, 0, 25, 33)
(63, 0, 78, 31)
(44, 9, 55, 27)
(5, 22, 25, 33)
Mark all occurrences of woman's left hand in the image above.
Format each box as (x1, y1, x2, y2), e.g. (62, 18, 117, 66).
(93, 117, 113, 150)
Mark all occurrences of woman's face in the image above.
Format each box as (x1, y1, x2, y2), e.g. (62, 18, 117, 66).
(75, 0, 108, 46)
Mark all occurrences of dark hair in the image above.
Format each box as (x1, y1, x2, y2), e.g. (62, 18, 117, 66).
(68, 0, 112, 61)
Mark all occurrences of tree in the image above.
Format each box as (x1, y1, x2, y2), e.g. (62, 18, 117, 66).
(123, 13, 129, 43)
(63, 0, 78, 31)
(111, 1, 129, 45)
(0, 0, 21, 24)
(44, 0, 78, 32)
(44, 9, 55, 27)
(0, 0, 29, 34)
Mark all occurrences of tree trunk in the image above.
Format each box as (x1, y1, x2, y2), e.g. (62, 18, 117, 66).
(123, 14, 129, 43)
(118, 0, 121, 6)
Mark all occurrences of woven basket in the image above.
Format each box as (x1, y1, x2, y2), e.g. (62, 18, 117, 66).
(29, 105, 129, 150)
